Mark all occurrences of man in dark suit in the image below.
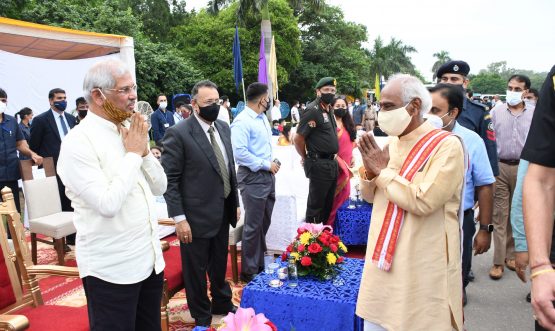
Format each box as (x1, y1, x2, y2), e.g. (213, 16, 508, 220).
(151, 93, 175, 145)
(162, 80, 239, 327)
(29, 88, 76, 244)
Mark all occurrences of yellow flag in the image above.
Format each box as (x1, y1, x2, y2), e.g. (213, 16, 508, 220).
(269, 35, 279, 99)
(374, 73, 380, 101)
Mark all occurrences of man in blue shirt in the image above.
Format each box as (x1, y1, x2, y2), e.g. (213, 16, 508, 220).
(429, 84, 495, 305)
(151, 94, 175, 145)
(230, 83, 280, 282)
(0, 88, 43, 215)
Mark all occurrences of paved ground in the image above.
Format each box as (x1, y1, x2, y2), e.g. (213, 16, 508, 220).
(465, 248, 534, 330)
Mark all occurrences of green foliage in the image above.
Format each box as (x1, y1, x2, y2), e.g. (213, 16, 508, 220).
(431, 50, 451, 80)
(474, 60, 549, 93)
(468, 73, 506, 94)
(0, 0, 27, 18)
(368, 36, 419, 83)
(282, 2, 372, 101)
(171, 0, 301, 102)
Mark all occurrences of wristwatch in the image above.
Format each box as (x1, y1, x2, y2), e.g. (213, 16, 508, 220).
(479, 224, 494, 233)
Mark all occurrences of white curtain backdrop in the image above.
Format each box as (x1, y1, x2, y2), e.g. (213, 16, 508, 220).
(0, 50, 122, 117)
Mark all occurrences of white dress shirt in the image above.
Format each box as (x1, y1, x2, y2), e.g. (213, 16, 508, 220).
(271, 106, 281, 121)
(291, 106, 299, 123)
(173, 113, 229, 224)
(57, 111, 167, 284)
(51, 109, 71, 139)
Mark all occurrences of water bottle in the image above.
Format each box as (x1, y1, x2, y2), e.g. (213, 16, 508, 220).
(288, 257, 298, 287)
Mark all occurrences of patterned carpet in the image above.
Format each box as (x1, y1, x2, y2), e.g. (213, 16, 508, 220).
(33, 235, 245, 331)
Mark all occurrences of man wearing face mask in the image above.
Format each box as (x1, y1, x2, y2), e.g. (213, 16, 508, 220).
(352, 98, 365, 130)
(74, 97, 89, 125)
(356, 74, 465, 331)
(58, 59, 167, 330)
(294, 77, 339, 224)
(151, 93, 175, 146)
(30, 88, 77, 246)
(524, 88, 539, 108)
(231, 82, 280, 282)
(436, 60, 499, 178)
(488, 74, 535, 280)
(162, 80, 240, 327)
(428, 84, 495, 305)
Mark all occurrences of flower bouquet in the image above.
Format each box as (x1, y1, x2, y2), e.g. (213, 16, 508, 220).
(205, 307, 277, 331)
(282, 223, 348, 280)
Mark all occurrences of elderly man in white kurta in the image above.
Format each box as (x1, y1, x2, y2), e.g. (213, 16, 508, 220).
(355, 74, 465, 331)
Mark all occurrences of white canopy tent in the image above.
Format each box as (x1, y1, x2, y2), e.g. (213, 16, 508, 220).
(0, 17, 135, 116)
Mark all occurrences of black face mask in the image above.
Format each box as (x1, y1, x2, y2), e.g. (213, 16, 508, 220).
(321, 93, 335, 104)
(78, 110, 88, 118)
(334, 108, 347, 118)
(260, 98, 271, 112)
(198, 103, 220, 122)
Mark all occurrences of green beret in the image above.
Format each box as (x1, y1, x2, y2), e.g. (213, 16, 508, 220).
(316, 77, 337, 89)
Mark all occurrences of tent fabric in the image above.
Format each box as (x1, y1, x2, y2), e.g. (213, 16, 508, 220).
(0, 17, 135, 117)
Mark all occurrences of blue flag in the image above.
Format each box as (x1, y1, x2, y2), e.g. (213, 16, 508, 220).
(232, 26, 243, 94)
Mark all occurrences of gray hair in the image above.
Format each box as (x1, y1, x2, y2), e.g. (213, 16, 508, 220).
(83, 59, 130, 103)
(388, 74, 432, 115)
(191, 80, 218, 100)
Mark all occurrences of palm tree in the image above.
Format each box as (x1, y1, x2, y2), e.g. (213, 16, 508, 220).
(369, 36, 417, 82)
(208, 0, 321, 99)
(431, 50, 451, 81)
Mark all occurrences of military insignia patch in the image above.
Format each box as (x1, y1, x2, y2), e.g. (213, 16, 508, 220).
(322, 113, 330, 123)
(453, 65, 459, 72)
(308, 120, 316, 128)
(488, 122, 495, 132)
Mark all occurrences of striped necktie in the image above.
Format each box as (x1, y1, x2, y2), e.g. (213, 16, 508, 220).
(208, 127, 231, 198)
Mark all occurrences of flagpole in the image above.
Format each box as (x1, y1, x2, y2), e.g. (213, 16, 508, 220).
(241, 78, 246, 103)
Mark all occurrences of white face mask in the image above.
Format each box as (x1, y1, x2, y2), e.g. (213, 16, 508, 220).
(159, 101, 167, 109)
(377, 104, 412, 136)
(506, 90, 523, 106)
(355, 101, 360, 106)
(524, 99, 536, 108)
(424, 112, 452, 129)
(0, 101, 6, 114)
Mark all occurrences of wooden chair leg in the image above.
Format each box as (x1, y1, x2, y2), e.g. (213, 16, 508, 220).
(54, 238, 65, 266)
(230, 244, 238, 284)
(160, 279, 169, 331)
(31, 233, 37, 265)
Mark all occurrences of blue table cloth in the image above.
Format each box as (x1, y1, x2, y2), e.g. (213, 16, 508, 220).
(240, 258, 365, 331)
(335, 199, 372, 245)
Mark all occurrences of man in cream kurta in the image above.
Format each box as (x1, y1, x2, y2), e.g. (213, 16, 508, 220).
(355, 74, 465, 331)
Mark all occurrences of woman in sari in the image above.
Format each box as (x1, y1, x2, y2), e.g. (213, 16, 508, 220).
(327, 97, 357, 227)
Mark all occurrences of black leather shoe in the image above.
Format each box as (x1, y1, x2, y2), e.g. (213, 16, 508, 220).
(240, 272, 255, 283)
(212, 305, 238, 315)
(526, 292, 531, 302)
(468, 269, 475, 282)
(195, 318, 212, 327)
(63, 244, 72, 253)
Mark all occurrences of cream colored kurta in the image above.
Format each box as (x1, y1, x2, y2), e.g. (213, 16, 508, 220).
(356, 122, 465, 331)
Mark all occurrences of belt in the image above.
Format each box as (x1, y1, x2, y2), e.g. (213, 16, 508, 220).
(307, 152, 336, 160)
(499, 159, 520, 166)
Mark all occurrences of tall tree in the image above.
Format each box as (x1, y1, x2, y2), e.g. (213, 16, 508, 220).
(431, 50, 451, 80)
(368, 36, 419, 82)
(172, 0, 301, 102)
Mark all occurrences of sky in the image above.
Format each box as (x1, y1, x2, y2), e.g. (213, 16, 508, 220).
(185, 0, 555, 81)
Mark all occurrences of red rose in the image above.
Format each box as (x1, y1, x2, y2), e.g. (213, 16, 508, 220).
(337, 256, 344, 263)
(297, 228, 304, 235)
(297, 244, 305, 252)
(318, 234, 330, 246)
(281, 252, 288, 261)
(330, 244, 338, 253)
(300, 256, 312, 266)
(330, 235, 340, 244)
(286, 244, 293, 253)
(308, 243, 322, 254)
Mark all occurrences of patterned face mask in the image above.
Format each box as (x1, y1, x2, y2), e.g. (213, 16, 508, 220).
(98, 89, 132, 124)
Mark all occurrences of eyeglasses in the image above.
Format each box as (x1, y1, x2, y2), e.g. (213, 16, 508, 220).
(104, 84, 138, 96)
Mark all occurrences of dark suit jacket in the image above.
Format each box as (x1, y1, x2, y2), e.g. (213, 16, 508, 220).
(162, 115, 239, 238)
(29, 110, 76, 165)
(151, 108, 175, 143)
